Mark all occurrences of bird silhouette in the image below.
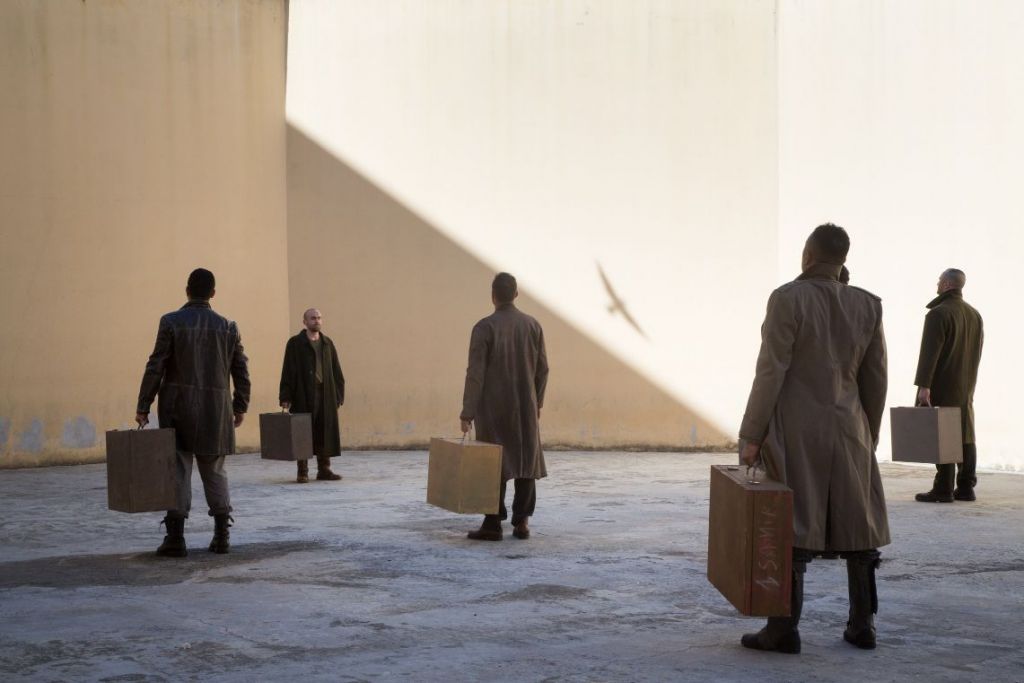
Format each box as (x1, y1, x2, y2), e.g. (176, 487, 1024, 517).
(597, 262, 648, 339)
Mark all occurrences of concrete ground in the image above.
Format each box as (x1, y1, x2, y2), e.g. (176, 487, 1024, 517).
(0, 452, 1021, 683)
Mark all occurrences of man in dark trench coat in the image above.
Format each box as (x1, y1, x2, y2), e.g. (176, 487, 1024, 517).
(739, 224, 890, 653)
(914, 268, 984, 503)
(136, 268, 250, 557)
(279, 308, 345, 483)
(460, 272, 549, 541)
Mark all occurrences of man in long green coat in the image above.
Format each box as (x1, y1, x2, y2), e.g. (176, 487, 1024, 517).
(739, 224, 890, 654)
(460, 272, 549, 541)
(279, 308, 345, 483)
(914, 269, 984, 503)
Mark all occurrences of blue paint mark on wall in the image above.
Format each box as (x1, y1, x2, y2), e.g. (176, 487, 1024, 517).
(62, 416, 97, 448)
(0, 417, 10, 451)
(18, 419, 44, 453)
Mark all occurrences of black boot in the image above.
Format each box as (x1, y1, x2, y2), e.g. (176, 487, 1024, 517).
(741, 558, 805, 654)
(209, 514, 233, 554)
(844, 550, 880, 649)
(156, 515, 187, 558)
(297, 459, 309, 484)
(917, 464, 955, 502)
(954, 443, 977, 501)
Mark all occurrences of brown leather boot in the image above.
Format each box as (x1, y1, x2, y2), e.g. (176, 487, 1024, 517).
(316, 456, 342, 481)
(296, 459, 309, 484)
(512, 521, 530, 539)
(468, 517, 502, 541)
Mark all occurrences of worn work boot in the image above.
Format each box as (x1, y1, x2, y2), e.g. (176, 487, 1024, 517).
(297, 459, 310, 484)
(156, 515, 188, 558)
(741, 567, 803, 654)
(316, 457, 342, 481)
(468, 517, 503, 541)
(953, 487, 976, 501)
(209, 514, 233, 554)
(914, 490, 954, 503)
(844, 551, 881, 650)
(512, 521, 530, 540)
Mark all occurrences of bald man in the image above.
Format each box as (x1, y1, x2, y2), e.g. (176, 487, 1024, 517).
(279, 308, 346, 483)
(914, 269, 984, 503)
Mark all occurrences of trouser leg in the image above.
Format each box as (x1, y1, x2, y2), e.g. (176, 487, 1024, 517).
(297, 459, 309, 476)
(932, 463, 956, 495)
(843, 549, 881, 648)
(195, 454, 232, 516)
(957, 443, 977, 490)
(510, 478, 537, 526)
(169, 450, 195, 518)
(481, 479, 508, 531)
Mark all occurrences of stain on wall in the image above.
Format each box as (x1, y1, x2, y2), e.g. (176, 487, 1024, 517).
(17, 420, 44, 454)
(62, 416, 97, 449)
(0, 417, 10, 451)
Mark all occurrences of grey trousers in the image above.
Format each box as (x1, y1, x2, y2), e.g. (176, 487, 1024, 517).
(169, 451, 232, 518)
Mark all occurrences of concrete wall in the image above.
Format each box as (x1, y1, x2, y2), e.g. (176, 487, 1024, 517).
(286, 0, 779, 448)
(777, 0, 1024, 470)
(0, 0, 289, 466)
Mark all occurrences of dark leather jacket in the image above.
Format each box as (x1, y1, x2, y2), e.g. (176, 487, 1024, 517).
(137, 300, 251, 456)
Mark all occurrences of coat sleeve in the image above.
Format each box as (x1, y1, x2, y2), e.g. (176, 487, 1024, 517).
(137, 317, 173, 414)
(535, 325, 549, 410)
(739, 290, 798, 443)
(914, 309, 947, 389)
(460, 321, 490, 421)
(857, 314, 888, 448)
(279, 338, 295, 405)
(332, 342, 345, 407)
(229, 322, 251, 414)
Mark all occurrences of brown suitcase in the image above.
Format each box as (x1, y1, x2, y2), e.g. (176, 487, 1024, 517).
(106, 428, 178, 513)
(259, 412, 314, 461)
(890, 407, 963, 464)
(707, 464, 794, 617)
(426, 437, 502, 514)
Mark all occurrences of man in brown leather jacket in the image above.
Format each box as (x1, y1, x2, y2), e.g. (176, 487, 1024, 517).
(914, 269, 984, 503)
(136, 268, 250, 557)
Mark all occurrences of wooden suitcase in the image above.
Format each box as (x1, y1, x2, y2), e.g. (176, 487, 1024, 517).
(259, 412, 314, 461)
(106, 428, 178, 513)
(890, 407, 963, 464)
(426, 437, 502, 514)
(707, 464, 794, 617)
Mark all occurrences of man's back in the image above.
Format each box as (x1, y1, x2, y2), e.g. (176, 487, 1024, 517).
(915, 292, 983, 407)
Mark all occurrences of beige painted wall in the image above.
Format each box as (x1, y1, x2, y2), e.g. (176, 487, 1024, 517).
(0, 0, 289, 467)
(285, 0, 779, 448)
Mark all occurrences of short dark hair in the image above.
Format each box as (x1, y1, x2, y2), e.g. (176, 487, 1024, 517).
(942, 268, 966, 289)
(806, 223, 850, 265)
(186, 268, 216, 299)
(492, 272, 518, 304)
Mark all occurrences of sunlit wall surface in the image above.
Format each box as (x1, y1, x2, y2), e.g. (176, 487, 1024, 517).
(286, 0, 779, 448)
(778, 1, 1024, 470)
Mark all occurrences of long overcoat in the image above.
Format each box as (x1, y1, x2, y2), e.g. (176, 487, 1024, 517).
(914, 290, 983, 443)
(461, 304, 549, 481)
(279, 331, 345, 458)
(740, 264, 890, 552)
(137, 301, 251, 457)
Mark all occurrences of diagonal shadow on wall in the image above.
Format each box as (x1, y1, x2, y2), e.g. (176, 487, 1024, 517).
(287, 125, 729, 449)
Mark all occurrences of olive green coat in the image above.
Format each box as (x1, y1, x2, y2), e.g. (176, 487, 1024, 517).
(740, 264, 890, 552)
(914, 290, 984, 443)
(461, 304, 549, 481)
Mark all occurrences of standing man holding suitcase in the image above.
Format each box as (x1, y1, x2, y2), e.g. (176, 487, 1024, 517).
(460, 272, 549, 541)
(738, 224, 890, 653)
(136, 268, 250, 557)
(279, 308, 345, 483)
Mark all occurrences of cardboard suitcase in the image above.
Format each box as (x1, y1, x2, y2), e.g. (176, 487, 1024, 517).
(890, 407, 963, 464)
(259, 412, 314, 461)
(707, 464, 794, 617)
(106, 427, 178, 513)
(426, 437, 502, 515)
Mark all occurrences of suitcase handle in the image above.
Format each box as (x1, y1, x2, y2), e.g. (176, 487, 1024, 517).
(746, 458, 764, 485)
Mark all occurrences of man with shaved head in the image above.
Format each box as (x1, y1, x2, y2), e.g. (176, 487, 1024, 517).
(914, 269, 984, 503)
(279, 308, 346, 483)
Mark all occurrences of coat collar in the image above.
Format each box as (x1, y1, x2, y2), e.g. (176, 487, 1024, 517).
(183, 299, 212, 309)
(927, 289, 963, 309)
(496, 303, 517, 312)
(296, 329, 327, 347)
(796, 262, 842, 282)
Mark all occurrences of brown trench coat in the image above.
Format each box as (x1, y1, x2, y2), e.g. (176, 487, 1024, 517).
(740, 264, 891, 552)
(279, 331, 345, 458)
(461, 304, 549, 481)
(914, 290, 983, 444)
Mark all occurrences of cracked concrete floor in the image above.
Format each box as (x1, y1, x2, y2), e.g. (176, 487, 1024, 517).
(1, 452, 1022, 682)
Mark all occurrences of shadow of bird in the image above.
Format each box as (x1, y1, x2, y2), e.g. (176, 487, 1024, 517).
(597, 262, 648, 340)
